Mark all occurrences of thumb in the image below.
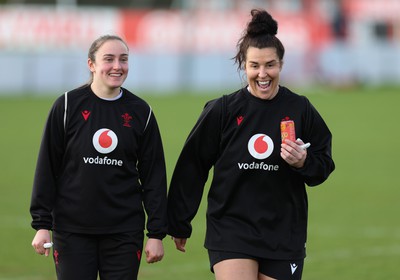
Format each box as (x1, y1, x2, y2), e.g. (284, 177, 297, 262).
(44, 248, 50, 257)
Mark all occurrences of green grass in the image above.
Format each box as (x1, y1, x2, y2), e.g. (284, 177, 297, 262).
(0, 86, 399, 279)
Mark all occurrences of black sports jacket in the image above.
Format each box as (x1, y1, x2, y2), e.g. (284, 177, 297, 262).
(30, 85, 167, 239)
(168, 86, 335, 259)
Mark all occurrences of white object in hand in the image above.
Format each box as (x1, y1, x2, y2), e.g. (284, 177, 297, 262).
(300, 143, 311, 150)
(297, 138, 311, 150)
(43, 242, 53, 249)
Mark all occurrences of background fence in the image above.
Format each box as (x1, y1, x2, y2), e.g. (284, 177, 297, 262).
(1, 0, 400, 95)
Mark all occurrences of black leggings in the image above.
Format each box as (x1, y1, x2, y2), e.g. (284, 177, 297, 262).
(52, 231, 144, 280)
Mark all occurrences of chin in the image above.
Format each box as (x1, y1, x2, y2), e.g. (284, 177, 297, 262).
(109, 83, 123, 88)
(257, 91, 273, 100)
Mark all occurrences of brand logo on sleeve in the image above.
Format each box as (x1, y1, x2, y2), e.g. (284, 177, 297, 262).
(236, 116, 244, 125)
(82, 110, 91, 121)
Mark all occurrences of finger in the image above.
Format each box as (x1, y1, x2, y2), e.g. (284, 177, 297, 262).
(172, 238, 186, 252)
(145, 251, 154, 263)
(282, 143, 305, 158)
(146, 255, 161, 264)
(34, 247, 45, 255)
(176, 244, 186, 252)
(280, 148, 292, 161)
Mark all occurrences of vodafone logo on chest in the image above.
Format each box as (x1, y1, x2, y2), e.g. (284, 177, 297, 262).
(247, 133, 274, 159)
(237, 133, 279, 171)
(92, 128, 118, 154)
(82, 128, 123, 166)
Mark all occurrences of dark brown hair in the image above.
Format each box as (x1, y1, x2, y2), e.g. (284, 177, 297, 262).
(234, 9, 285, 71)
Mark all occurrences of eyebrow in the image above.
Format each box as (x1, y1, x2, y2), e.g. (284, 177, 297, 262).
(248, 59, 279, 64)
(103, 53, 129, 57)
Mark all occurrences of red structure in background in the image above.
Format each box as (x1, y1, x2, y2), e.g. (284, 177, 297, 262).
(120, 9, 333, 53)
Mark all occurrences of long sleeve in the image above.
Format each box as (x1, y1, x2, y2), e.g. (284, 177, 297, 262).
(167, 98, 223, 238)
(138, 110, 168, 239)
(30, 95, 65, 230)
(295, 99, 335, 186)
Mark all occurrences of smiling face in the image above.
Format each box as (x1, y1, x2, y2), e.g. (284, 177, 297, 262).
(244, 46, 282, 100)
(88, 39, 129, 97)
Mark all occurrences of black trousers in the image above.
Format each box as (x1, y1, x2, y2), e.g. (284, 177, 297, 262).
(52, 230, 144, 280)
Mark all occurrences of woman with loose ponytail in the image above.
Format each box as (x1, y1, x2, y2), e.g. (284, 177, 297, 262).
(168, 9, 334, 280)
(31, 34, 168, 280)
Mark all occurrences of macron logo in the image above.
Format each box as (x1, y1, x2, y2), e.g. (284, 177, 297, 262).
(290, 263, 298, 274)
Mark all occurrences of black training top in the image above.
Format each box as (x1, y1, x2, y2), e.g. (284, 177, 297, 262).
(167, 86, 335, 259)
(30, 85, 167, 239)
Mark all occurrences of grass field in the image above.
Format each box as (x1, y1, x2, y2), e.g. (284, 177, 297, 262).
(0, 86, 399, 279)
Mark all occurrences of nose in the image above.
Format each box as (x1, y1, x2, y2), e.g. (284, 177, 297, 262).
(258, 66, 268, 78)
(113, 61, 122, 69)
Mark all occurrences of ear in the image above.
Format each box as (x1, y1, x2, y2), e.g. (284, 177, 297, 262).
(279, 60, 284, 71)
(88, 58, 95, 72)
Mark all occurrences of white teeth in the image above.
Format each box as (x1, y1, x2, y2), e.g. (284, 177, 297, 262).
(109, 73, 122, 77)
(258, 81, 270, 86)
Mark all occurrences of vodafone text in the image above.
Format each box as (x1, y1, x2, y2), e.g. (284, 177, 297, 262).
(238, 162, 279, 171)
(83, 156, 123, 166)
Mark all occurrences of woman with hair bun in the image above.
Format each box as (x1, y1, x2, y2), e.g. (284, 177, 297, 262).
(167, 9, 334, 280)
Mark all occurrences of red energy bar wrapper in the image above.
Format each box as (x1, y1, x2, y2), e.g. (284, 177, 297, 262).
(280, 120, 296, 143)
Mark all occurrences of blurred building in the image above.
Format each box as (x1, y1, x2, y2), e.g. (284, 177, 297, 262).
(0, 0, 399, 95)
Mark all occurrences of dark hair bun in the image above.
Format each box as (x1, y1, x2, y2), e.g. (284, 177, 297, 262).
(247, 9, 278, 36)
